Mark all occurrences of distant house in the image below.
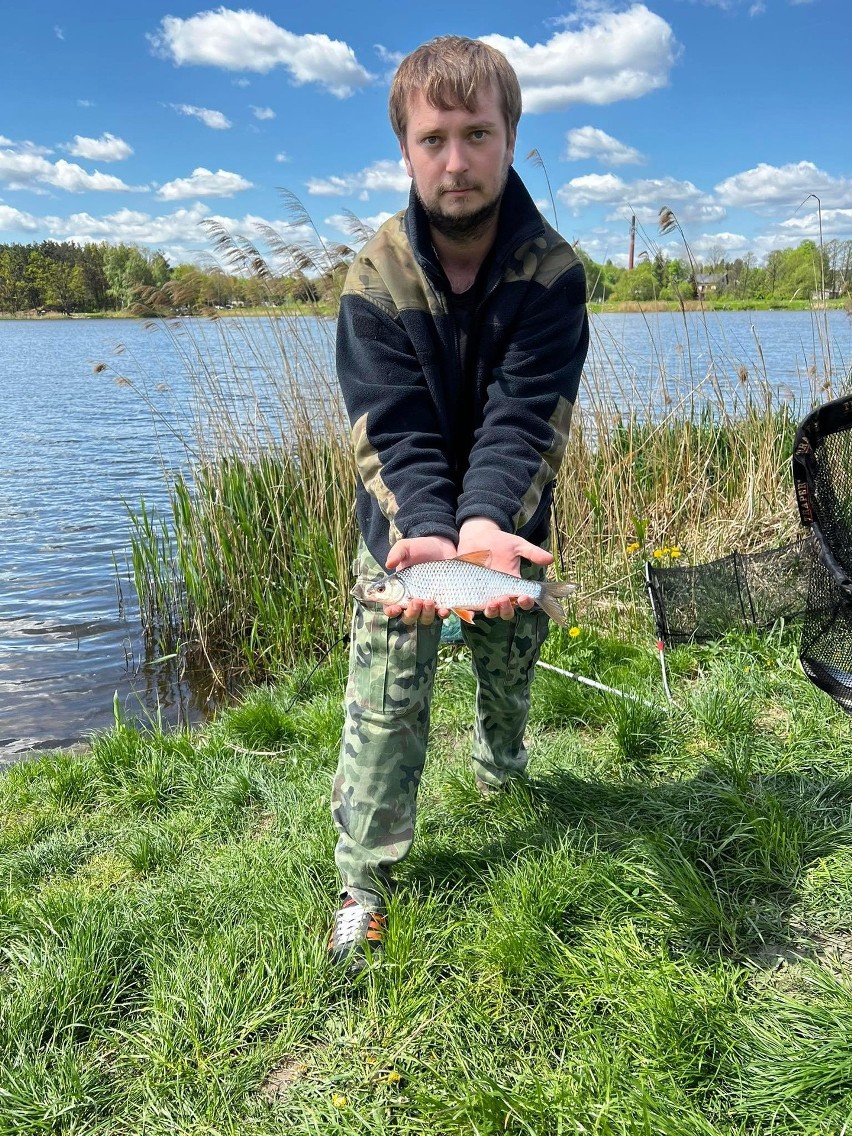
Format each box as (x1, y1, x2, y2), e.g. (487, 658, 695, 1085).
(811, 288, 841, 301)
(694, 272, 728, 298)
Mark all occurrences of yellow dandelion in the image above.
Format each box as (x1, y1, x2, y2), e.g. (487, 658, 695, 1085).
(653, 548, 664, 559)
(386, 1070, 402, 1085)
(670, 546, 682, 559)
(331, 1094, 348, 1108)
(568, 626, 581, 638)
(626, 541, 640, 554)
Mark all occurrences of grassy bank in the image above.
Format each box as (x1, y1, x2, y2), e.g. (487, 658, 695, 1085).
(4, 298, 847, 320)
(592, 298, 850, 314)
(2, 622, 852, 1132)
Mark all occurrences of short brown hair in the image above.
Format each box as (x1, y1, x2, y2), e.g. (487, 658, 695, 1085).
(389, 36, 522, 143)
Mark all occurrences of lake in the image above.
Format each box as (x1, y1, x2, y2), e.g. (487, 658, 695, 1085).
(1, 309, 849, 758)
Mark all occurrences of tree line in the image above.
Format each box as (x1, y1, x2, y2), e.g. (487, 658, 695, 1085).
(577, 238, 852, 304)
(2, 235, 850, 315)
(0, 240, 329, 315)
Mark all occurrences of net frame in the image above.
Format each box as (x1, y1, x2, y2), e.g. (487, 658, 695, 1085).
(791, 393, 852, 711)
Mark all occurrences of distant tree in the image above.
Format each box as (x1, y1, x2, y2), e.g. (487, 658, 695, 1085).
(102, 244, 155, 308)
(609, 259, 657, 302)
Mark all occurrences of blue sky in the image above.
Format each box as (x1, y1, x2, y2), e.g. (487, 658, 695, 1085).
(1, 0, 849, 268)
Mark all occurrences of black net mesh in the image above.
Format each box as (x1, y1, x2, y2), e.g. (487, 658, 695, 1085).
(792, 394, 852, 711)
(646, 539, 814, 646)
(645, 393, 852, 713)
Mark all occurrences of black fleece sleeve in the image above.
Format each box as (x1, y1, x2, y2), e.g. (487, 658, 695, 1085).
(456, 261, 589, 534)
(336, 294, 459, 543)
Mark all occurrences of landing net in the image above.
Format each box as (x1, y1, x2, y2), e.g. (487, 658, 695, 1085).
(646, 393, 852, 713)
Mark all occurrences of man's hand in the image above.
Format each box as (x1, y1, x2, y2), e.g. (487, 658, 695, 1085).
(458, 517, 553, 621)
(384, 535, 456, 626)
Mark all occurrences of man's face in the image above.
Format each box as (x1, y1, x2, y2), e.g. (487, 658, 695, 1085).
(400, 83, 516, 241)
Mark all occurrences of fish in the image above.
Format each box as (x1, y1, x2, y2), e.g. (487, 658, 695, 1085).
(354, 550, 575, 626)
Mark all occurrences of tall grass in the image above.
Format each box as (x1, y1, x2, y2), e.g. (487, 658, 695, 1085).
(110, 213, 845, 687)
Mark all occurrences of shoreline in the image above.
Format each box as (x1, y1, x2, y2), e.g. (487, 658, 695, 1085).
(1, 298, 848, 320)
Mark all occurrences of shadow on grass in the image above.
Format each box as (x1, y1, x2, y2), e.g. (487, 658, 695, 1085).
(403, 760, 852, 964)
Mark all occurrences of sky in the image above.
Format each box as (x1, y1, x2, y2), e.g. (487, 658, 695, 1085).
(1, 0, 850, 269)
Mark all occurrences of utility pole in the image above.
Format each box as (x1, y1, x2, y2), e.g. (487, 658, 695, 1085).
(628, 214, 636, 271)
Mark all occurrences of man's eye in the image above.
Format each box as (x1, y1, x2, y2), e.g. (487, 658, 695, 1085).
(471, 130, 488, 140)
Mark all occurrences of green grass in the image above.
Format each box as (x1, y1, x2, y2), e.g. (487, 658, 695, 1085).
(2, 625, 852, 1133)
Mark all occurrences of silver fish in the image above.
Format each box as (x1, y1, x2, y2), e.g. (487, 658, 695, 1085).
(354, 550, 575, 626)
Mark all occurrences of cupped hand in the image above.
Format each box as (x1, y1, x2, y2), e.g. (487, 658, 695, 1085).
(458, 517, 553, 621)
(384, 535, 456, 625)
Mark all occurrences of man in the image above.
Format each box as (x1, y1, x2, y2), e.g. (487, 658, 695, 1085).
(329, 35, 589, 970)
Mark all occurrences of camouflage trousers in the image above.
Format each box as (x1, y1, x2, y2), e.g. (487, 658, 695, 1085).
(331, 542, 549, 911)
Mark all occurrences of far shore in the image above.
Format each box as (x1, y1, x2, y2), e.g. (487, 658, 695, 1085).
(1, 297, 849, 321)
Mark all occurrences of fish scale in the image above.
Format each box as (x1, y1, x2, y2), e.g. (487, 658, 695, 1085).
(398, 560, 543, 608)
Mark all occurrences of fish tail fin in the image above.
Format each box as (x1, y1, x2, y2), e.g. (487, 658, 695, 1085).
(536, 579, 577, 626)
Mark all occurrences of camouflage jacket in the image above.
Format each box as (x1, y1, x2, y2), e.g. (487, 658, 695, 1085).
(336, 166, 589, 566)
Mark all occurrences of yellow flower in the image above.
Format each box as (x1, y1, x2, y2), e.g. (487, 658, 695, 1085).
(386, 1070, 402, 1085)
(669, 546, 682, 559)
(626, 541, 640, 554)
(331, 1094, 348, 1108)
(653, 548, 664, 559)
(568, 626, 581, 638)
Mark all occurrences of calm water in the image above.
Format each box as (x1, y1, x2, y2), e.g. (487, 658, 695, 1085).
(0, 309, 849, 758)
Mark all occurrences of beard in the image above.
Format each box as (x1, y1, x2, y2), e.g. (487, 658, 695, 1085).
(415, 172, 507, 242)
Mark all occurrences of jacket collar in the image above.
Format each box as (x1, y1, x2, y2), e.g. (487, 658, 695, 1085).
(404, 165, 545, 293)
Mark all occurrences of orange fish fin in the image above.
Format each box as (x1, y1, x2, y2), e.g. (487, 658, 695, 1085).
(455, 550, 491, 567)
(451, 607, 477, 625)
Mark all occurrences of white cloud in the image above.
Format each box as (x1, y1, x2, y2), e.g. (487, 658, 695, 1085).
(157, 167, 253, 200)
(558, 171, 726, 226)
(54, 25, 64, 40)
(481, 4, 679, 112)
(778, 208, 852, 238)
(374, 44, 404, 66)
(48, 160, 140, 193)
(150, 8, 374, 97)
(45, 203, 215, 248)
(559, 171, 627, 206)
(715, 161, 852, 210)
(251, 105, 275, 120)
(172, 103, 232, 130)
(0, 204, 39, 232)
(275, 152, 289, 163)
(307, 158, 410, 198)
(565, 126, 644, 165)
(325, 210, 395, 240)
(31, 203, 317, 265)
(684, 231, 752, 260)
(77, 99, 95, 108)
(65, 132, 134, 161)
(0, 147, 142, 193)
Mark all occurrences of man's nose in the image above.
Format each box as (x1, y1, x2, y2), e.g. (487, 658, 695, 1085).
(444, 139, 469, 174)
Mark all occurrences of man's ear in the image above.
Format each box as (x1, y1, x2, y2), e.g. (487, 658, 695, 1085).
(507, 129, 516, 166)
(400, 138, 414, 179)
